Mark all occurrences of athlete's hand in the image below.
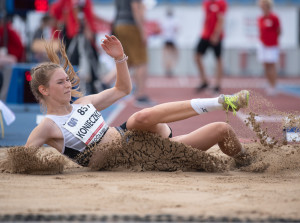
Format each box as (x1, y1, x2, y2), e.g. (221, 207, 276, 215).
(101, 35, 124, 60)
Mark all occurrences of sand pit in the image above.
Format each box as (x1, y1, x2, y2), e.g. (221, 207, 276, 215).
(0, 135, 299, 221)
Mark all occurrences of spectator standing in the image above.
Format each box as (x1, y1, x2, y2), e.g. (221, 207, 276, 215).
(257, 0, 281, 96)
(0, 15, 24, 62)
(194, 0, 227, 94)
(0, 14, 24, 101)
(50, 0, 100, 95)
(31, 14, 58, 62)
(161, 7, 178, 78)
(113, 0, 155, 108)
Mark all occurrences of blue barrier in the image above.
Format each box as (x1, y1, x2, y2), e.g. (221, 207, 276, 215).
(6, 63, 37, 104)
(6, 63, 81, 104)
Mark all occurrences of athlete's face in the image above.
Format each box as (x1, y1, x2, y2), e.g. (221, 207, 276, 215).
(47, 68, 72, 102)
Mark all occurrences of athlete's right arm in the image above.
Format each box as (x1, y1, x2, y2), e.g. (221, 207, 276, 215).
(25, 119, 55, 147)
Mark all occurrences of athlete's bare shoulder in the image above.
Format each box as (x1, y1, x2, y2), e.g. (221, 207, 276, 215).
(25, 117, 62, 147)
(40, 117, 63, 138)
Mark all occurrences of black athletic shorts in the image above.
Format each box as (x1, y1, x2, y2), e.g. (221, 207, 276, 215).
(195, 38, 223, 58)
(116, 122, 173, 138)
(165, 41, 176, 48)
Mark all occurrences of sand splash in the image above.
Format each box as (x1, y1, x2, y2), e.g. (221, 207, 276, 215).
(230, 90, 300, 173)
(87, 130, 229, 172)
(0, 146, 66, 175)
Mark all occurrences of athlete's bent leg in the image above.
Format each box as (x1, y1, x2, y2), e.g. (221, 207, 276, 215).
(126, 95, 225, 136)
(170, 122, 242, 156)
(126, 90, 249, 137)
(126, 100, 198, 138)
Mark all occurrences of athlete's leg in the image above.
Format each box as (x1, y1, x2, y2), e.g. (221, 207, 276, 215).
(126, 100, 199, 138)
(170, 122, 242, 156)
(126, 90, 249, 138)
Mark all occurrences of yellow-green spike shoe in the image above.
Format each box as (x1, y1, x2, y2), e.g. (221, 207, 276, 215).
(218, 90, 250, 115)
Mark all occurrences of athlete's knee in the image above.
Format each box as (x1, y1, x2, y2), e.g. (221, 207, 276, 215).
(130, 109, 153, 126)
(215, 122, 232, 136)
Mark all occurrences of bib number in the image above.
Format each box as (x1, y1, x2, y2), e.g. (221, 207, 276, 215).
(63, 104, 108, 145)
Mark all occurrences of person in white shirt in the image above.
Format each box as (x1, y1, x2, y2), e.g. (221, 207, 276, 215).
(161, 7, 179, 77)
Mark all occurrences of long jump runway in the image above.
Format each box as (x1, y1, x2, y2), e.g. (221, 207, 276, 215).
(0, 76, 300, 223)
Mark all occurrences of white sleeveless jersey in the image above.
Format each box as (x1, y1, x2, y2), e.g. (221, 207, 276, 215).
(45, 104, 87, 153)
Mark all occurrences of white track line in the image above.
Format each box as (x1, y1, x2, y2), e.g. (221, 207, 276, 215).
(236, 112, 284, 123)
(236, 112, 300, 143)
(236, 111, 280, 143)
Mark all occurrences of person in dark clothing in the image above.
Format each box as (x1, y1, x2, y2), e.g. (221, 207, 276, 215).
(113, 0, 155, 108)
(194, 0, 227, 94)
(50, 0, 100, 95)
(0, 15, 24, 100)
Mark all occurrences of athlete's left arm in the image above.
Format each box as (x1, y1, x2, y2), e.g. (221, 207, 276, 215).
(74, 35, 132, 111)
